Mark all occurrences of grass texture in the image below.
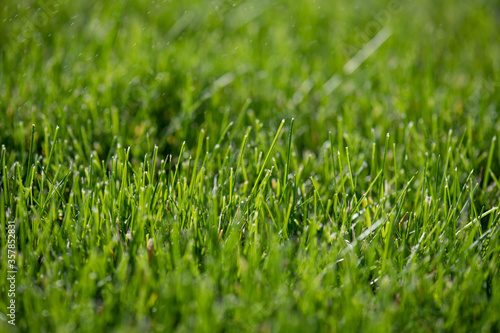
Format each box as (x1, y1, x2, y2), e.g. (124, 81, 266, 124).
(1, 0, 500, 332)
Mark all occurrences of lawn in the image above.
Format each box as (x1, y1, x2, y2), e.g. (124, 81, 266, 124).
(1, 0, 500, 332)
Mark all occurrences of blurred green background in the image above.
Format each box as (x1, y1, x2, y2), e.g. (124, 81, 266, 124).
(1, 0, 498, 160)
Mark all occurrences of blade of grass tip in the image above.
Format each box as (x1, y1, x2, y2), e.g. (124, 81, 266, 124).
(171, 141, 185, 193)
(89, 152, 94, 189)
(28, 164, 36, 206)
(229, 167, 234, 206)
(231, 127, 251, 209)
(208, 121, 234, 163)
(438, 146, 452, 196)
(1, 146, 8, 204)
(483, 136, 496, 191)
(284, 118, 294, 190)
(329, 131, 337, 189)
(118, 147, 130, 213)
(45, 125, 59, 173)
(190, 129, 205, 195)
(345, 147, 355, 191)
(250, 119, 285, 199)
(205, 135, 210, 157)
(25, 124, 35, 186)
(152, 145, 158, 181)
(337, 150, 346, 206)
(378, 133, 389, 198)
(201, 143, 211, 177)
(216, 121, 234, 151)
(416, 155, 428, 219)
(143, 150, 149, 186)
(468, 177, 479, 220)
(371, 141, 376, 183)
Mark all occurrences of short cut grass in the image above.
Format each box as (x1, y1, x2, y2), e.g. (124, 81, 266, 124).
(1, 0, 500, 332)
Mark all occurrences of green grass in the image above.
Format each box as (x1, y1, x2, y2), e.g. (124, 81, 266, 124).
(1, 0, 500, 332)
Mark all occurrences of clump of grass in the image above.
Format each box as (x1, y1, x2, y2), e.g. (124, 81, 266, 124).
(1, 0, 500, 332)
